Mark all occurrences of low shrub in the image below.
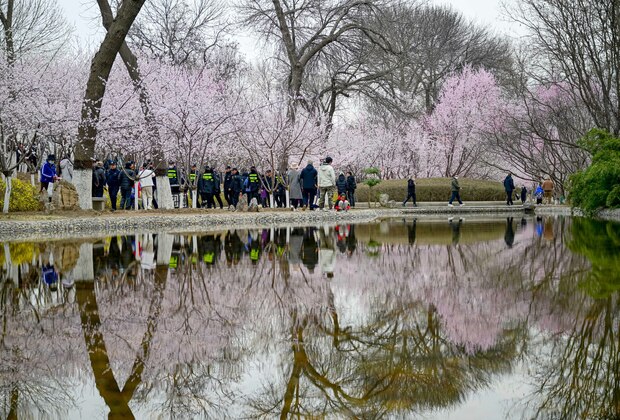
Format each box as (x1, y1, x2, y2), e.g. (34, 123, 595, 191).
(0, 177, 42, 212)
(568, 129, 620, 215)
(356, 177, 506, 202)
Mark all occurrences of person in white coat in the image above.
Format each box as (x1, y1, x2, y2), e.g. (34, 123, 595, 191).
(317, 156, 336, 210)
(138, 164, 156, 210)
(59, 156, 73, 183)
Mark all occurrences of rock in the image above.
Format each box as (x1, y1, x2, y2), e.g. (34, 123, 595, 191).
(51, 181, 80, 210)
(379, 194, 390, 207)
(237, 195, 249, 212)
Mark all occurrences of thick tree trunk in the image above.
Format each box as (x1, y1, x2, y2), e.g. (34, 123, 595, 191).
(74, 0, 146, 209)
(155, 175, 174, 209)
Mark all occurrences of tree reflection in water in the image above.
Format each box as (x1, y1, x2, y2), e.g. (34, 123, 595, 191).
(0, 217, 619, 419)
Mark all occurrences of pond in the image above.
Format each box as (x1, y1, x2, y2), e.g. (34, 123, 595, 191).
(1, 215, 619, 419)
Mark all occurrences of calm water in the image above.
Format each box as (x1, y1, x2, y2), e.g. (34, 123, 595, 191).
(1, 216, 619, 419)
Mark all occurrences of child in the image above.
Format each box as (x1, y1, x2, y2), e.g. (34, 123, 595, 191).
(534, 184, 544, 204)
(335, 193, 350, 211)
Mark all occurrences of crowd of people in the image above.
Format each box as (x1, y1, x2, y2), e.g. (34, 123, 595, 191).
(36, 153, 560, 211)
(38, 154, 359, 211)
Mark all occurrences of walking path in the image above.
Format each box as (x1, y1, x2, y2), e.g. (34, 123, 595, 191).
(0, 202, 575, 242)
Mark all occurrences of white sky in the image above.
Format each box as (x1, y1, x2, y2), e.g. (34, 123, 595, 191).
(56, 0, 524, 60)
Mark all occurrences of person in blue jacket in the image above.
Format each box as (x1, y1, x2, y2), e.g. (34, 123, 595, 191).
(40, 154, 58, 198)
(300, 160, 318, 210)
(503, 172, 515, 206)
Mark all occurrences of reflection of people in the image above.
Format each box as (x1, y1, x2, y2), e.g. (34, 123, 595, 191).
(319, 226, 336, 278)
(346, 225, 357, 256)
(407, 219, 417, 245)
(301, 227, 319, 272)
(449, 217, 462, 244)
(536, 216, 544, 237)
(504, 217, 515, 248)
(543, 218, 554, 241)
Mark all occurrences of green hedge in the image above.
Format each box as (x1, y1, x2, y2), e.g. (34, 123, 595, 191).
(356, 178, 506, 202)
(0, 177, 42, 212)
(568, 129, 620, 215)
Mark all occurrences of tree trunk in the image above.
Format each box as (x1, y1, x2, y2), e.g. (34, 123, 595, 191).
(155, 175, 174, 209)
(2, 174, 11, 213)
(74, 0, 146, 209)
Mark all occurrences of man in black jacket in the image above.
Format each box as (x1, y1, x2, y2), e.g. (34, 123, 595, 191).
(231, 168, 243, 207)
(504, 172, 515, 206)
(223, 166, 233, 206)
(403, 176, 417, 207)
(105, 161, 121, 210)
(346, 171, 357, 207)
(300, 160, 318, 210)
(119, 161, 135, 210)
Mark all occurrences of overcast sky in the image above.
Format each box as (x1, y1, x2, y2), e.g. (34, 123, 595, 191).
(56, 0, 524, 59)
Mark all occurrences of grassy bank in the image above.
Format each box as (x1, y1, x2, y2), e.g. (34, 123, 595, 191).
(356, 178, 506, 202)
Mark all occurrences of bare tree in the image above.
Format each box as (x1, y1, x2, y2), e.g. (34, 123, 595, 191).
(369, 3, 514, 118)
(239, 0, 394, 120)
(73, 0, 147, 209)
(127, 0, 228, 66)
(0, 0, 71, 64)
(512, 0, 620, 135)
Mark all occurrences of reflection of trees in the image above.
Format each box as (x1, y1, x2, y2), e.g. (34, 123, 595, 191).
(75, 261, 167, 419)
(525, 218, 620, 419)
(3, 217, 619, 418)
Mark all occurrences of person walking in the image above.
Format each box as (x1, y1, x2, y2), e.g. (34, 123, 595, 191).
(300, 160, 318, 210)
(247, 166, 261, 204)
(403, 176, 417, 207)
(138, 163, 155, 210)
(231, 168, 243, 208)
(448, 175, 464, 207)
(318, 156, 336, 211)
(520, 185, 527, 205)
(198, 165, 217, 208)
(503, 172, 515, 205)
(213, 169, 224, 209)
(105, 161, 121, 211)
(288, 163, 303, 209)
(92, 161, 106, 198)
(119, 161, 135, 210)
(223, 166, 233, 207)
(535, 183, 544, 205)
(542, 177, 554, 204)
(346, 171, 357, 207)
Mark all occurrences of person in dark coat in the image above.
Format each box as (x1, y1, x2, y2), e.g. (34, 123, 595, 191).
(246, 166, 261, 203)
(198, 165, 216, 208)
(275, 173, 286, 208)
(92, 161, 106, 198)
(503, 172, 515, 206)
(231, 168, 243, 207)
(300, 160, 318, 210)
(213, 170, 224, 209)
(346, 172, 357, 207)
(403, 176, 417, 207)
(336, 172, 347, 195)
(105, 161, 121, 210)
(119, 161, 135, 210)
(40, 154, 57, 195)
(223, 166, 233, 206)
(520, 186, 527, 204)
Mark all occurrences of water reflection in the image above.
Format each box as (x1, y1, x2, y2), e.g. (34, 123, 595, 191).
(0, 217, 619, 419)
